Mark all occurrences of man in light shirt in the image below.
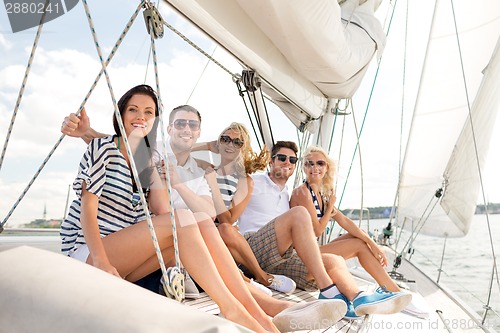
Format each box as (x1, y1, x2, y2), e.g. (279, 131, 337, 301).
(236, 140, 411, 319)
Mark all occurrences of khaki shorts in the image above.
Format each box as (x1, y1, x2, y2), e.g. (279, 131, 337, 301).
(244, 219, 317, 291)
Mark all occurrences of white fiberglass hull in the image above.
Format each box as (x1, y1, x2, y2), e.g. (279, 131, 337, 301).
(0, 246, 249, 333)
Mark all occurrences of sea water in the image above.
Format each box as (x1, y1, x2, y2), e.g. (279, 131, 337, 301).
(332, 214, 500, 331)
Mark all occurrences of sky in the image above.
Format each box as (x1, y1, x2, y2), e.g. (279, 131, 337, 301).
(0, 0, 499, 226)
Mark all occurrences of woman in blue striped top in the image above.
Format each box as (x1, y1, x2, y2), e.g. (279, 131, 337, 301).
(290, 146, 409, 296)
(60, 85, 274, 332)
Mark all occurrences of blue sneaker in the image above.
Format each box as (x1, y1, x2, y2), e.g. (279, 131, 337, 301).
(319, 292, 361, 320)
(353, 286, 412, 316)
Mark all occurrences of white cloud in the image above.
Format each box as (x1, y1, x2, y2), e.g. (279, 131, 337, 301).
(0, 34, 12, 50)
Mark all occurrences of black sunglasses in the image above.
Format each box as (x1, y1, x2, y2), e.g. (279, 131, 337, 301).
(219, 135, 244, 148)
(305, 160, 327, 167)
(272, 154, 298, 164)
(172, 119, 200, 130)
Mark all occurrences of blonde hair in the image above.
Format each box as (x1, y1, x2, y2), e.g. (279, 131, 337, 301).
(219, 122, 270, 177)
(303, 145, 336, 199)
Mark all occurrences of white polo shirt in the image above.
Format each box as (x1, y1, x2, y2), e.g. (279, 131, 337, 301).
(238, 172, 290, 234)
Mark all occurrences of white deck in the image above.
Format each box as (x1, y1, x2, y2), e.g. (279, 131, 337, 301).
(184, 250, 493, 333)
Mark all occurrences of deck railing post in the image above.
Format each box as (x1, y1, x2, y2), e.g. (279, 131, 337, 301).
(481, 259, 497, 325)
(436, 234, 447, 284)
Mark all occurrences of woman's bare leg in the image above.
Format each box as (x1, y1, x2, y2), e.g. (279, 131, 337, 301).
(194, 213, 278, 332)
(98, 210, 267, 332)
(218, 223, 274, 285)
(246, 281, 290, 316)
(320, 236, 400, 292)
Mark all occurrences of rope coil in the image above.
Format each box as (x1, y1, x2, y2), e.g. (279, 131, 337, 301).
(145, 2, 184, 300)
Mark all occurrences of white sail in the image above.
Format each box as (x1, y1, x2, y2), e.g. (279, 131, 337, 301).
(397, 0, 500, 237)
(163, 0, 385, 121)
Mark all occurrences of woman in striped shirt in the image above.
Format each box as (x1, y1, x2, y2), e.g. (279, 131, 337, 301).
(60, 85, 274, 332)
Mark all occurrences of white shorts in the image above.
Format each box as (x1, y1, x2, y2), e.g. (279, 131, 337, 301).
(70, 244, 90, 263)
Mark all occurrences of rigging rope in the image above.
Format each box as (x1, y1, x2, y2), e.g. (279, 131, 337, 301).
(397, 189, 442, 258)
(326, 100, 367, 243)
(186, 46, 217, 104)
(333, 110, 348, 198)
(144, 1, 184, 301)
(238, 70, 275, 150)
(335, 0, 399, 212)
(350, 101, 365, 224)
(1, 2, 145, 228)
(0, 0, 50, 172)
(235, 77, 264, 151)
(389, 0, 408, 263)
(81, 0, 186, 301)
(80, 2, 173, 304)
(161, 18, 237, 79)
(448, 0, 499, 322)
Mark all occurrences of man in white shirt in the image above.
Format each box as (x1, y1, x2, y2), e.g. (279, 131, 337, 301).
(237, 141, 411, 319)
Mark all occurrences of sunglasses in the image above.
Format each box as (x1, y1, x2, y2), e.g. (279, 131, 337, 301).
(305, 160, 327, 167)
(272, 154, 298, 164)
(219, 135, 244, 148)
(172, 119, 200, 131)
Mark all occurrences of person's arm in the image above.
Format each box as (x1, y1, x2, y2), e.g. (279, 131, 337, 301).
(192, 140, 218, 153)
(290, 185, 335, 237)
(169, 163, 216, 218)
(148, 162, 172, 216)
(80, 183, 121, 277)
(332, 211, 389, 266)
(206, 172, 253, 224)
(61, 108, 108, 144)
(221, 175, 253, 224)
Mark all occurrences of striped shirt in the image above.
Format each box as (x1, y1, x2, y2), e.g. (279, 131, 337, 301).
(305, 181, 324, 218)
(60, 135, 147, 256)
(216, 173, 239, 208)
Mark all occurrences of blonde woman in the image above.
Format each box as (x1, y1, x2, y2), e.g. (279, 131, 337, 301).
(290, 145, 428, 318)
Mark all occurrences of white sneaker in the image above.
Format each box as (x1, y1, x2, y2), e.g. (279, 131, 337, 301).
(272, 299, 347, 332)
(250, 279, 273, 296)
(268, 274, 296, 294)
(184, 274, 201, 299)
(402, 299, 430, 319)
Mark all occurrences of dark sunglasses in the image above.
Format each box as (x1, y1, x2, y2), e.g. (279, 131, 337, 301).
(219, 135, 244, 148)
(272, 154, 298, 164)
(172, 119, 200, 130)
(305, 160, 327, 167)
